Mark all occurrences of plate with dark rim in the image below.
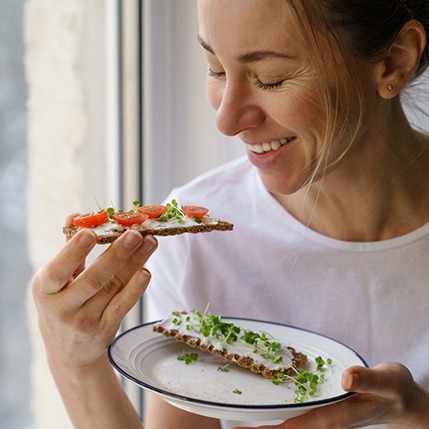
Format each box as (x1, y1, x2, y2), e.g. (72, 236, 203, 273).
(108, 318, 367, 422)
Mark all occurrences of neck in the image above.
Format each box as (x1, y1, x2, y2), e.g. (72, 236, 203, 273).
(275, 105, 429, 242)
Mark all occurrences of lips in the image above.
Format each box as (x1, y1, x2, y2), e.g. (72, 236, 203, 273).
(246, 137, 295, 154)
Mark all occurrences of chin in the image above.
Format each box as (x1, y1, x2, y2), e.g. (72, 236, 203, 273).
(257, 170, 306, 197)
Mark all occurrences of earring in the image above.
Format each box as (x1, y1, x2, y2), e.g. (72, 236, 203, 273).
(387, 85, 393, 91)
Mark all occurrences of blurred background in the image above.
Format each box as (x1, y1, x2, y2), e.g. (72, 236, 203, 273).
(0, 0, 33, 427)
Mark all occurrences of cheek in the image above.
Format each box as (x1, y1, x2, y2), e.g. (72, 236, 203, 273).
(272, 88, 326, 137)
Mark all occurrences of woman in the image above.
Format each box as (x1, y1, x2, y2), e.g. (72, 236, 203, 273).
(32, 1, 429, 428)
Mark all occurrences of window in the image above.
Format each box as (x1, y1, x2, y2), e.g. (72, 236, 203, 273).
(0, 2, 33, 428)
(119, 0, 243, 413)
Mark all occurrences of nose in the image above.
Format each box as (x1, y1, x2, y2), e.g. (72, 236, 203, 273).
(214, 82, 265, 137)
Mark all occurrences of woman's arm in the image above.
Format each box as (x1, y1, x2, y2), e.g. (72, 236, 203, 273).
(145, 393, 221, 429)
(48, 354, 144, 429)
(32, 226, 157, 429)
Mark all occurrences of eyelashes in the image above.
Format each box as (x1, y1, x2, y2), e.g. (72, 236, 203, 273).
(207, 67, 225, 79)
(206, 66, 285, 90)
(255, 79, 285, 90)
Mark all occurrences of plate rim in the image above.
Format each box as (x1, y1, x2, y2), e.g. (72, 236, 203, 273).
(108, 316, 369, 411)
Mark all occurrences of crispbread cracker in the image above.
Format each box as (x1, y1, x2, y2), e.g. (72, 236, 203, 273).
(63, 219, 234, 244)
(153, 324, 307, 379)
(153, 311, 308, 379)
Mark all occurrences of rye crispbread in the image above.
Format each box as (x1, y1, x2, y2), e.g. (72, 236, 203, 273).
(153, 320, 308, 379)
(63, 219, 234, 245)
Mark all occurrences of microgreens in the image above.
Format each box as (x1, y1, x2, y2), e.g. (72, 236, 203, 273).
(199, 314, 241, 345)
(169, 310, 333, 404)
(241, 330, 284, 365)
(181, 310, 286, 366)
(316, 355, 332, 371)
(177, 352, 199, 365)
(93, 199, 116, 221)
(92, 199, 201, 224)
(158, 199, 186, 222)
(233, 388, 242, 395)
(191, 216, 202, 224)
(172, 311, 182, 325)
(106, 207, 115, 218)
(217, 364, 230, 372)
(104, 200, 142, 220)
(272, 356, 333, 403)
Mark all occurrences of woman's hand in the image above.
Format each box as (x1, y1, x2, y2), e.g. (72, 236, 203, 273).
(32, 218, 158, 370)
(234, 363, 429, 429)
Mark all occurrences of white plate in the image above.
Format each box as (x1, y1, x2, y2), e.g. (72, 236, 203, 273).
(108, 318, 367, 422)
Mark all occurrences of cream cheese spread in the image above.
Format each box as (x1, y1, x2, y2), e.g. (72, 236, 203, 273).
(141, 216, 218, 229)
(84, 216, 218, 235)
(155, 311, 295, 371)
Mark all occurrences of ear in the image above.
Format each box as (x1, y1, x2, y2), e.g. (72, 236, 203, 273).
(375, 20, 427, 99)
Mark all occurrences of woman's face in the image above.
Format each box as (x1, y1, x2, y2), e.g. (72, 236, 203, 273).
(198, 0, 367, 195)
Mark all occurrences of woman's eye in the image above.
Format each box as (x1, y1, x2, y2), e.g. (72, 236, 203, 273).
(207, 67, 226, 80)
(255, 78, 285, 90)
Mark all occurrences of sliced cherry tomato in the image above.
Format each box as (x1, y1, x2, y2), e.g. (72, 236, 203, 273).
(111, 211, 149, 226)
(182, 205, 209, 219)
(73, 211, 109, 228)
(137, 204, 167, 219)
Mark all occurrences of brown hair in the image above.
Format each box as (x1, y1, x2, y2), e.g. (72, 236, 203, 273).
(286, 0, 429, 184)
(317, 0, 429, 78)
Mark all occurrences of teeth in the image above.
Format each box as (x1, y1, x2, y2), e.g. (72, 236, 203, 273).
(247, 138, 292, 154)
(263, 142, 272, 152)
(270, 141, 281, 150)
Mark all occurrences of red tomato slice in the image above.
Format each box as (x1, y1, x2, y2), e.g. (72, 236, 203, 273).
(73, 211, 109, 228)
(137, 204, 167, 219)
(111, 211, 149, 226)
(182, 205, 209, 219)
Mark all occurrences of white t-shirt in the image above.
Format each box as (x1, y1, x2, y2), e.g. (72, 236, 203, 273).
(145, 156, 429, 429)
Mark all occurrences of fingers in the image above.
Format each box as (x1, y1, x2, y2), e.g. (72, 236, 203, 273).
(84, 234, 158, 313)
(108, 234, 158, 291)
(65, 213, 81, 246)
(234, 396, 377, 429)
(65, 212, 80, 227)
(234, 402, 352, 429)
(34, 229, 98, 295)
(67, 231, 157, 306)
(235, 365, 428, 429)
(103, 268, 152, 328)
(342, 362, 413, 398)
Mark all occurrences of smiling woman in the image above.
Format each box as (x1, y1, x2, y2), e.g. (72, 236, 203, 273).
(198, 0, 330, 196)
(28, 1, 429, 429)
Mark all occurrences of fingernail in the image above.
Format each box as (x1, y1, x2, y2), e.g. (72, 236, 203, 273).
(78, 229, 96, 248)
(136, 268, 151, 286)
(123, 230, 143, 249)
(343, 372, 358, 391)
(141, 235, 157, 253)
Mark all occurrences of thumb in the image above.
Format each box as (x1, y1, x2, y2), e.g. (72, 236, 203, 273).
(342, 362, 412, 397)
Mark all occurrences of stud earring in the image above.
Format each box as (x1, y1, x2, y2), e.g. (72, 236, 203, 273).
(387, 85, 393, 91)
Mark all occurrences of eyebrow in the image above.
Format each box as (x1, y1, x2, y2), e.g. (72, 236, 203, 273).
(197, 35, 292, 63)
